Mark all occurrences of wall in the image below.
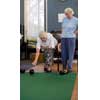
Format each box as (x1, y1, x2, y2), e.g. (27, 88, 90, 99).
(20, 0, 78, 32)
(20, 0, 24, 25)
(47, 0, 78, 32)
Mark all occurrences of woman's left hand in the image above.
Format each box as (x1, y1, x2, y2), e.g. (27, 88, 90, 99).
(74, 30, 78, 34)
(58, 43, 61, 52)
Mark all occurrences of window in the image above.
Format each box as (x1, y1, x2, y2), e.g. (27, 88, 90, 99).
(24, 0, 46, 41)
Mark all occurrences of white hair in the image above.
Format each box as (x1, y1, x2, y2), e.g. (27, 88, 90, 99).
(39, 32, 47, 38)
(64, 8, 74, 15)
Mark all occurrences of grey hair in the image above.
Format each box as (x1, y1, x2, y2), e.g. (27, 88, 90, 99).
(64, 8, 74, 15)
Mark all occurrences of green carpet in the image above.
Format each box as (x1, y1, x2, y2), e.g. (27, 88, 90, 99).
(20, 73, 76, 100)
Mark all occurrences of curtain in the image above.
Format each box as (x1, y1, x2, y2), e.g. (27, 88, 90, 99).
(24, 0, 45, 41)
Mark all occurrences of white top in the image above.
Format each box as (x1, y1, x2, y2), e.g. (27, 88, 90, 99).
(36, 33, 58, 49)
(20, 33, 23, 40)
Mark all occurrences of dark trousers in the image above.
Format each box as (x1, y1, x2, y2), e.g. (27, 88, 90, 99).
(61, 38, 76, 70)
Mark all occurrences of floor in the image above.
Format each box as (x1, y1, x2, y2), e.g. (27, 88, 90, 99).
(20, 60, 78, 100)
(71, 63, 78, 100)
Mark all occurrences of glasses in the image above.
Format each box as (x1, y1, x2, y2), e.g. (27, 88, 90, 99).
(65, 13, 69, 15)
(41, 38, 47, 42)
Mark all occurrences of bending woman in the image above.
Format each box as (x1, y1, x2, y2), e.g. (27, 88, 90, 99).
(32, 32, 57, 72)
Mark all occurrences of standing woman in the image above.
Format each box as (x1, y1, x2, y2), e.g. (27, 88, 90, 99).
(60, 8, 78, 75)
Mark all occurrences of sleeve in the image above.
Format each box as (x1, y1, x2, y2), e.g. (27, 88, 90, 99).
(49, 34, 56, 48)
(62, 18, 65, 33)
(54, 37, 58, 46)
(36, 37, 41, 49)
(62, 18, 65, 28)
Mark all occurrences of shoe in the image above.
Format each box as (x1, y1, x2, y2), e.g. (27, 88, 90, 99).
(68, 69, 73, 73)
(44, 67, 48, 72)
(59, 71, 68, 75)
(44, 67, 51, 73)
(46, 69, 52, 73)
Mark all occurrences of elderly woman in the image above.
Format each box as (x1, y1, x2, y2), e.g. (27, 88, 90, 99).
(32, 32, 57, 72)
(60, 8, 78, 75)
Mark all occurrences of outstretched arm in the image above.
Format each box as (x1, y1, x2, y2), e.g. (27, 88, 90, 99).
(32, 48, 40, 65)
(32, 37, 41, 65)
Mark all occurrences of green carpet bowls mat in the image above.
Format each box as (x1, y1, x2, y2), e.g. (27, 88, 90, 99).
(20, 73, 76, 100)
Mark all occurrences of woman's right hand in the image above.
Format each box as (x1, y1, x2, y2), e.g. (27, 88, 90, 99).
(32, 60, 37, 66)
